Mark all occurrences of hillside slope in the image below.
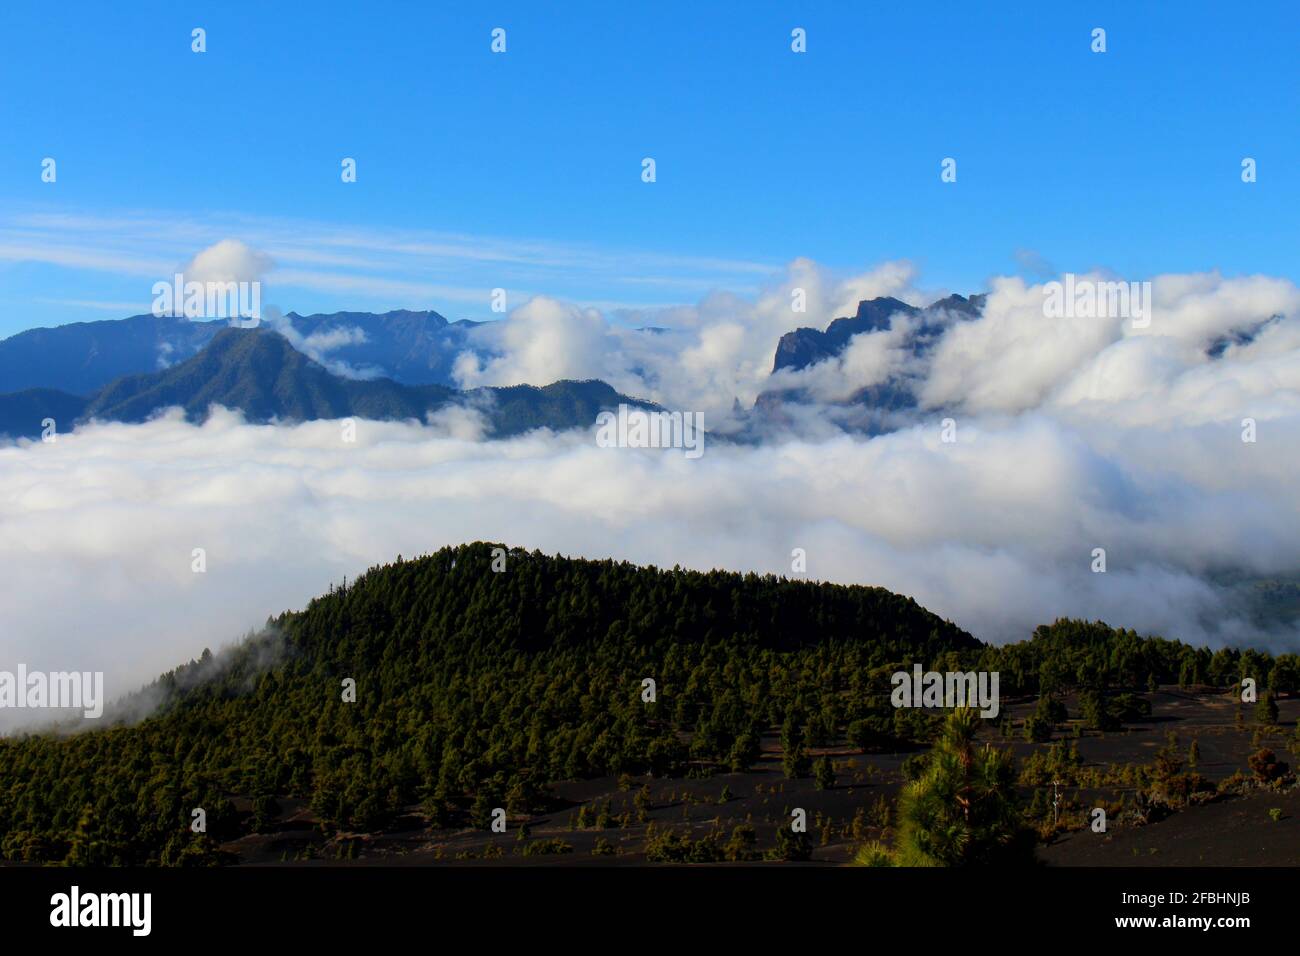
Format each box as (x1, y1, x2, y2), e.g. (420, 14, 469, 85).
(0, 543, 976, 864)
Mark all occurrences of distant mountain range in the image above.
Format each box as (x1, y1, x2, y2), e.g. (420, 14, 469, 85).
(0, 326, 651, 440)
(0, 308, 483, 397)
(0, 295, 997, 441)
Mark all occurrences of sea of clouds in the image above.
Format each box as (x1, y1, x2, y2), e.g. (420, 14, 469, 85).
(3, 259, 1299, 727)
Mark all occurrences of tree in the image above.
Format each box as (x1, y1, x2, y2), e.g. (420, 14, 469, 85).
(251, 794, 280, 832)
(723, 824, 760, 862)
(892, 708, 1035, 866)
(633, 785, 652, 823)
(1035, 694, 1066, 726)
(813, 756, 835, 790)
(1079, 688, 1118, 731)
(783, 744, 811, 780)
(1023, 716, 1053, 743)
(847, 716, 890, 753)
(1257, 692, 1280, 726)
(727, 731, 761, 773)
(469, 792, 493, 829)
(1269, 657, 1300, 695)
(769, 825, 813, 862)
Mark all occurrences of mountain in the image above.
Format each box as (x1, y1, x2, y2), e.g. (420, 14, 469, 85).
(0, 542, 981, 864)
(82, 326, 454, 424)
(0, 541, 1284, 866)
(0, 388, 89, 440)
(0, 327, 651, 439)
(0, 313, 225, 396)
(0, 309, 484, 397)
(282, 308, 483, 384)
(755, 293, 986, 434)
(770, 294, 984, 376)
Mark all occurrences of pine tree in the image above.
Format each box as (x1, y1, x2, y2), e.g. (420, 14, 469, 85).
(813, 756, 835, 790)
(893, 708, 1035, 866)
(634, 785, 652, 823)
(783, 743, 811, 780)
(1257, 692, 1279, 726)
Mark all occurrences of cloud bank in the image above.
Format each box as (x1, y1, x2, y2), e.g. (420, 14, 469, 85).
(2, 260, 1299, 729)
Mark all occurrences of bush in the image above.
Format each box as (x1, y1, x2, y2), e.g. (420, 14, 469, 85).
(723, 824, 760, 862)
(522, 838, 573, 857)
(1248, 747, 1289, 783)
(643, 824, 724, 863)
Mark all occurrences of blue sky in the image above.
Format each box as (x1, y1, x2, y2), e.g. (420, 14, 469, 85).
(0, 0, 1295, 337)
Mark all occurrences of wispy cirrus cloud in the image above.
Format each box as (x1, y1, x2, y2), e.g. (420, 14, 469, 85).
(0, 205, 781, 327)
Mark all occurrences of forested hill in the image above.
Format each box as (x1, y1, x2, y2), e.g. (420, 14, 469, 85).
(0, 543, 977, 864)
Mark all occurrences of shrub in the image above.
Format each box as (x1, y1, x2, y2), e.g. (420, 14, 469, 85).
(723, 824, 760, 862)
(643, 824, 723, 863)
(522, 838, 573, 857)
(1248, 748, 1289, 784)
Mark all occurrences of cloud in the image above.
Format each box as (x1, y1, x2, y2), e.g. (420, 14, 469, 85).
(180, 238, 274, 286)
(0, 207, 780, 319)
(3, 256, 1300, 730)
(454, 258, 932, 428)
(453, 296, 623, 388)
(2, 389, 1298, 729)
(920, 271, 1300, 423)
(1013, 248, 1055, 279)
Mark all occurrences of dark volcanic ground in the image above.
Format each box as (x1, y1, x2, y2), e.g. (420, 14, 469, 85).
(221, 688, 1300, 866)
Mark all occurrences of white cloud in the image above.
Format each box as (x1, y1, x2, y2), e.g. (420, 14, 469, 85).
(1, 397, 1297, 729)
(180, 238, 274, 285)
(453, 258, 931, 426)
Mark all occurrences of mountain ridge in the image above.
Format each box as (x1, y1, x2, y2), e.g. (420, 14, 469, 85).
(0, 327, 655, 440)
